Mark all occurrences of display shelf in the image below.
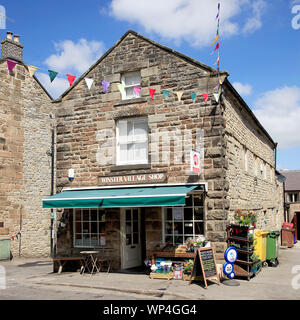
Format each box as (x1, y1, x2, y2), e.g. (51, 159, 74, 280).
(151, 250, 196, 264)
(226, 224, 257, 281)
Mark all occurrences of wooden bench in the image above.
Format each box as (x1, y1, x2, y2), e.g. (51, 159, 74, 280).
(53, 257, 86, 274)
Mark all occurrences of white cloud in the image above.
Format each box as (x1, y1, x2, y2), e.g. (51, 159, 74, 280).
(45, 39, 105, 74)
(37, 38, 105, 99)
(232, 82, 252, 96)
(36, 72, 69, 100)
(108, 0, 267, 47)
(242, 0, 266, 34)
(253, 86, 300, 149)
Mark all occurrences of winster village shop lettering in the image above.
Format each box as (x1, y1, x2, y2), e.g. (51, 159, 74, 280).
(98, 173, 167, 186)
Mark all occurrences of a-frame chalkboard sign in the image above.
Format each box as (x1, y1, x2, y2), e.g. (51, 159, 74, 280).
(189, 247, 220, 289)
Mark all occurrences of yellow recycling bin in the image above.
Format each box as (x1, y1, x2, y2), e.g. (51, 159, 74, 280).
(254, 230, 268, 262)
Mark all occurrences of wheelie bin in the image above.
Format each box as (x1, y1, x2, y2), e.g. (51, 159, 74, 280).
(266, 230, 280, 267)
(254, 230, 268, 263)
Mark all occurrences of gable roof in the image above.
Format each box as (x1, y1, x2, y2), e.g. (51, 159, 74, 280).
(280, 170, 300, 191)
(0, 56, 53, 100)
(53, 29, 226, 102)
(53, 29, 276, 148)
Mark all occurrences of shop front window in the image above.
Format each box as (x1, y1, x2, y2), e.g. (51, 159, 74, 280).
(163, 194, 204, 245)
(73, 208, 106, 247)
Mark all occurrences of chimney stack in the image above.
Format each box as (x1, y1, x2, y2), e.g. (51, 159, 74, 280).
(1, 31, 23, 61)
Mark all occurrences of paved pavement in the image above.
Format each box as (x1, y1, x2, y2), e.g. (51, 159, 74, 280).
(0, 243, 300, 300)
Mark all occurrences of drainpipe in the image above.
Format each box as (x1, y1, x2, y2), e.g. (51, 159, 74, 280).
(50, 128, 55, 258)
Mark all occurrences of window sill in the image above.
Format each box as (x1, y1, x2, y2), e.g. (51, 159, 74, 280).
(110, 163, 151, 172)
(114, 97, 147, 107)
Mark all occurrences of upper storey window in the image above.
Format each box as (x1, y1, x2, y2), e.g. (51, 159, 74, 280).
(116, 118, 148, 165)
(121, 71, 141, 100)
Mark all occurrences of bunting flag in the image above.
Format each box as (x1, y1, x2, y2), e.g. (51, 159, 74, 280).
(27, 65, 38, 77)
(48, 70, 58, 83)
(210, 42, 219, 55)
(213, 93, 220, 103)
(202, 93, 209, 102)
(84, 78, 93, 90)
(210, 34, 219, 46)
(149, 88, 156, 99)
(6, 59, 17, 73)
(190, 92, 196, 103)
(117, 83, 125, 95)
(67, 74, 76, 87)
(162, 90, 170, 100)
(133, 86, 141, 97)
(176, 91, 184, 102)
(216, 3, 220, 19)
(11, 231, 21, 241)
(101, 80, 110, 93)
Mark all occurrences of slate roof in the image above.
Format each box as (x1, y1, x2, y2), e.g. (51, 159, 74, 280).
(280, 170, 300, 191)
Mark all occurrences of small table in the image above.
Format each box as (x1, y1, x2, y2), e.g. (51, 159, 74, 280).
(80, 251, 100, 274)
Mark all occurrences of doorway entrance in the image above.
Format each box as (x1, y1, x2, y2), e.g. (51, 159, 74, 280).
(120, 208, 142, 269)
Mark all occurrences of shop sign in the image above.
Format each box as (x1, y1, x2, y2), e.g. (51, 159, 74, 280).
(190, 151, 200, 174)
(98, 172, 167, 186)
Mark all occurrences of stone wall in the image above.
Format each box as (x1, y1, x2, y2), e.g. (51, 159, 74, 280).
(54, 31, 227, 257)
(0, 60, 53, 257)
(223, 87, 284, 232)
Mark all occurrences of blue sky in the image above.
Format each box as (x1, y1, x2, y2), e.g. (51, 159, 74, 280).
(1, 0, 300, 170)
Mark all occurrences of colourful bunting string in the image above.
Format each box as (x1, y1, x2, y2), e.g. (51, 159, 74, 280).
(85, 78, 93, 90)
(101, 80, 110, 93)
(48, 70, 58, 83)
(11, 231, 21, 241)
(6, 59, 17, 73)
(176, 91, 184, 102)
(67, 74, 76, 87)
(133, 86, 141, 97)
(28, 65, 38, 77)
(149, 88, 156, 99)
(202, 93, 209, 102)
(162, 90, 170, 100)
(190, 92, 196, 103)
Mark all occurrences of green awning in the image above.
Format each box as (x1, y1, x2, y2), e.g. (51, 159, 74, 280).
(42, 185, 200, 208)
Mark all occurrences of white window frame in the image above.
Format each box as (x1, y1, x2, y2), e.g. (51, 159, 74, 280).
(73, 208, 106, 248)
(162, 194, 205, 245)
(254, 156, 258, 177)
(244, 147, 248, 172)
(121, 71, 141, 100)
(116, 118, 148, 165)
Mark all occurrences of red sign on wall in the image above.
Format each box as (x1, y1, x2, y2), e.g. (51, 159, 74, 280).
(190, 151, 200, 174)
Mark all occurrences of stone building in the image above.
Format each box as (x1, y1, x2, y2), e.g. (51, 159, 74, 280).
(281, 170, 300, 240)
(0, 32, 53, 257)
(43, 30, 284, 267)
